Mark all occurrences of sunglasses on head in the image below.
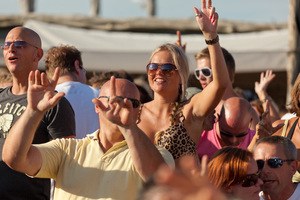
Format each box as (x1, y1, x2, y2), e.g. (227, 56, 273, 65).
(240, 172, 260, 187)
(220, 130, 249, 138)
(194, 67, 212, 80)
(146, 63, 177, 77)
(98, 96, 141, 109)
(256, 158, 294, 170)
(1, 41, 38, 50)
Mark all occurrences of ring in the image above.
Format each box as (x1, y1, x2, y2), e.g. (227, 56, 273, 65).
(195, 13, 201, 17)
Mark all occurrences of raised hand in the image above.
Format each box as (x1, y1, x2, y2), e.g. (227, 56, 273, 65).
(174, 30, 187, 52)
(93, 76, 137, 128)
(27, 68, 64, 113)
(193, 0, 218, 37)
(255, 70, 276, 96)
(256, 100, 283, 138)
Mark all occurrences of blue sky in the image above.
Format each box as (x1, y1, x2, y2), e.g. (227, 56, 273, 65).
(0, 0, 289, 23)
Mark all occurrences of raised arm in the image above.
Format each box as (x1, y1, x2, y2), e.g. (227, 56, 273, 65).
(189, 0, 230, 119)
(2, 68, 64, 176)
(255, 70, 280, 122)
(248, 100, 284, 151)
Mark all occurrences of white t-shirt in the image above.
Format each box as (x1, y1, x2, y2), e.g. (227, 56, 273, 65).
(56, 81, 100, 139)
(259, 183, 300, 200)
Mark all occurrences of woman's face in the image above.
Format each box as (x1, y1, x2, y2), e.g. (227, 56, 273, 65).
(229, 158, 263, 200)
(148, 50, 181, 95)
(196, 57, 213, 89)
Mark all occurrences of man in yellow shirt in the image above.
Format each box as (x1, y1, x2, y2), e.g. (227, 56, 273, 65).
(2, 68, 174, 200)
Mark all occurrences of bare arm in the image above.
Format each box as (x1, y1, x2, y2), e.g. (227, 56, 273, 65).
(248, 101, 283, 151)
(189, 0, 229, 119)
(2, 68, 64, 176)
(255, 70, 280, 122)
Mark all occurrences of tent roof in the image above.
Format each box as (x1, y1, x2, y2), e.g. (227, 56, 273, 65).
(0, 20, 288, 74)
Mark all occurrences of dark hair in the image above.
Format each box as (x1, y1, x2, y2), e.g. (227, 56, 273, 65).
(253, 136, 297, 160)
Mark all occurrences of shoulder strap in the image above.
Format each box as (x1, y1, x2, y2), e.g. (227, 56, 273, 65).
(287, 118, 299, 140)
(281, 119, 289, 137)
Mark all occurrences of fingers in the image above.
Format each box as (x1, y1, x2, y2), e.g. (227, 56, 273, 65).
(109, 76, 116, 97)
(273, 122, 284, 132)
(92, 98, 106, 113)
(28, 70, 35, 86)
(176, 30, 181, 45)
(201, 0, 206, 10)
(49, 92, 65, 107)
(200, 155, 208, 176)
(207, 0, 212, 8)
(35, 70, 41, 86)
(41, 72, 49, 87)
(260, 72, 265, 82)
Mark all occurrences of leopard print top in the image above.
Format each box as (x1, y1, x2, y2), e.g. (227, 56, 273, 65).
(157, 115, 197, 159)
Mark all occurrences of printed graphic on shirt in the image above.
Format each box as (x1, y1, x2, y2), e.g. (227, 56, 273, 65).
(0, 103, 26, 138)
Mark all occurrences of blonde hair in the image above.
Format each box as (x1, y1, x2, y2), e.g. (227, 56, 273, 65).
(148, 43, 189, 102)
(149, 44, 188, 144)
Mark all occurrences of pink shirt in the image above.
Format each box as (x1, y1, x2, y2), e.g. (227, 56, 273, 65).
(197, 122, 255, 160)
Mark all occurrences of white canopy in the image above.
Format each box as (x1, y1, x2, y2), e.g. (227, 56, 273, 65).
(1, 20, 288, 74)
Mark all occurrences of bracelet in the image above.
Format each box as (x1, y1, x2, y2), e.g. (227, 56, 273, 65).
(261, 96, 272, 103)
(205, 35, 219, 45)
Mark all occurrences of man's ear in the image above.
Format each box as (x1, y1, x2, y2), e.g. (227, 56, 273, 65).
(74, 60, 81, 75)
(34, 48, 43, 62)
(290, 160, 298, 176)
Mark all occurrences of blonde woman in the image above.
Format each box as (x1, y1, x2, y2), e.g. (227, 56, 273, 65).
(137, 0, 230, 165)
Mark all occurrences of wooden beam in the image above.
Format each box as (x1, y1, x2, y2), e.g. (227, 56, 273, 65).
(286, 0, 300, 106)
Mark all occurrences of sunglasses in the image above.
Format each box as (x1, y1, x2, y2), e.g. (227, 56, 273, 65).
(220, 130, 249, 138)
(1, 41, 38, 50)
(240, 172, 260, 187)
(256, 158, 294, 170)
(146, 63, 177, 77)
(194, 67, 212, 80)
(98, 96, 141, 109)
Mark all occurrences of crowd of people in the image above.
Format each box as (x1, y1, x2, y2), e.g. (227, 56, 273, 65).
(0, 0, 299, 199)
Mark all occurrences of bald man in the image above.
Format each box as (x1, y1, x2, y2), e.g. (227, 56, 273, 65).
(2, 70, 174, 200)
(197, 97, 255, 160)
(0, 27, 75, 199)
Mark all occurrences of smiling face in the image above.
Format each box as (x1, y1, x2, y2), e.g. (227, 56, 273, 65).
(148, 50, 181, 97)
(196, 57, 213, 89)
(229, 158, 263, 200)
(3, 27, 42, 77)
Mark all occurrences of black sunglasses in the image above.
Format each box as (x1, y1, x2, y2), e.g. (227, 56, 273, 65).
(98, 96, 141, 109)
(1, 41, 38, 50)
(194, 67, 212, 80)
(220, 130, 249, 138)
(240, 172, 260, 187)
(146, 63, 177, 77)
(256, 158, 294, 170)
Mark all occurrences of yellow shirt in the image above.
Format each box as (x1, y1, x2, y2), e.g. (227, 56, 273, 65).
(33, 130, 174, 200)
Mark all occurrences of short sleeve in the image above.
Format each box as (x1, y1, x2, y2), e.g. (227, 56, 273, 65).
(44, 97, 76, 139)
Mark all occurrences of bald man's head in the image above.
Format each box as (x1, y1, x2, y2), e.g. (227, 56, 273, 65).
(6, 27, 42, 49)
(220, 97, 252, 129)
(218, 97, 253, 146)
(100, 78, 140, 101)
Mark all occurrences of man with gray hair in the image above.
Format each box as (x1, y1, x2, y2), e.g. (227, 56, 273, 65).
(253, 136, 300, 200)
